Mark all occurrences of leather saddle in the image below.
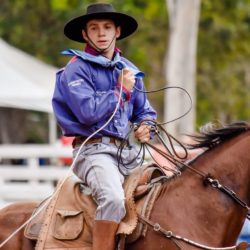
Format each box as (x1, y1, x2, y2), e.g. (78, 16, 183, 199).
(24, 163, 167, 250)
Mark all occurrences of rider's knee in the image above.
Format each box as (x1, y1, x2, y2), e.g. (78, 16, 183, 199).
(107, 193, 125, 213)
(97, 194, 126, 222)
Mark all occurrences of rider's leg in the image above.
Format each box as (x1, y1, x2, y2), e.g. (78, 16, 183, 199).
(73, 148, 126, 250)
(86, 155, 125, 250)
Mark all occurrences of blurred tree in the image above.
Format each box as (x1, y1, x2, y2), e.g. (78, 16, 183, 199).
(0, 108, 48, 144)
(0, 0, 167, 116)
(197, 0, 250, 126)
(0, 0, 167, 143)
(0, 0, 250, 139)
(164, 0, 201, 137)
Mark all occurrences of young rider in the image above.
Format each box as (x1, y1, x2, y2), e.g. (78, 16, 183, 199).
(52, 3, 157, 250)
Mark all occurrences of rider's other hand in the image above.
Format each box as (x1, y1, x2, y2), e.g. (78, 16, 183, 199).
(134, 124, 151, 143)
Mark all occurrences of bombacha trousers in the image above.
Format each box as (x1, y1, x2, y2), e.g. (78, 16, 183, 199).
(72, 137, 141, 223)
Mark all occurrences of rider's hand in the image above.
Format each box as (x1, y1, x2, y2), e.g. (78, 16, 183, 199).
(134, 124, 151, 143)
(118, 68, 135, 92)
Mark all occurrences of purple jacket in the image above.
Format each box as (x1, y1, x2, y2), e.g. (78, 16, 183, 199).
(52, 50, 157, 139)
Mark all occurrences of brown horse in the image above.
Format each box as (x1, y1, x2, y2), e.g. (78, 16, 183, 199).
(0, 121, 250, 250)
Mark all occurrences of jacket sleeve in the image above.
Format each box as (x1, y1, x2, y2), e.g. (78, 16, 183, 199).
(57, 60, 120, 126)
(130, 78, 157, 124)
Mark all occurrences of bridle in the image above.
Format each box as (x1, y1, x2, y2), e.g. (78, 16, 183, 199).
(132, 120, 250, 250)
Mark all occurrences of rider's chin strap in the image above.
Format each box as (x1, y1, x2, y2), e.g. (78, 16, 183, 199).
(84, 31, 117, 56)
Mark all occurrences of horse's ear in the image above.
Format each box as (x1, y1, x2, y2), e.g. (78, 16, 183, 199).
(236, 242, 250, 250)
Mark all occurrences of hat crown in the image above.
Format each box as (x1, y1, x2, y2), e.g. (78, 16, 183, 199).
(86, 3, 115, 15)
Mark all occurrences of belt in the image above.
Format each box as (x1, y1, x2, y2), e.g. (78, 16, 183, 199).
(72, 136, 126, 148)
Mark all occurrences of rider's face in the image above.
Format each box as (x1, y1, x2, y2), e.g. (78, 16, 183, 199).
(82, 19, 121, 57)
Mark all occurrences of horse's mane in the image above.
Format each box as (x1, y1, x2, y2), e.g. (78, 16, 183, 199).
(187, 121, 250, 149)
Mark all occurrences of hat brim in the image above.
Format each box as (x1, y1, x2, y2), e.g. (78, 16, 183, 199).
(64, 12, 138, 43)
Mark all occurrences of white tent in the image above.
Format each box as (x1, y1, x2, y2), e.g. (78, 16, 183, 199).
(0, 38, 58, 142)
(0, 38, 57, 113)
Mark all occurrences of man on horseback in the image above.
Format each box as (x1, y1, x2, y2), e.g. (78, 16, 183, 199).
(52, 3, 156, 250)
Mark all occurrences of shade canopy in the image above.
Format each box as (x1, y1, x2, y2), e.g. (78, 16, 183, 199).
(0, 38, 57, 113)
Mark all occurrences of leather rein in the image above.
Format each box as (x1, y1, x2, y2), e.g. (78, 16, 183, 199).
(136, 121, 250, 250)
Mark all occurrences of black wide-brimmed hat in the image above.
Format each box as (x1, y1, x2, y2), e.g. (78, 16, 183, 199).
(64, 3, 138, 43)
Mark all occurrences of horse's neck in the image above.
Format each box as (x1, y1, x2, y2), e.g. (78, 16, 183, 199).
(191, 132, 250, 217)
(153, 133, 250, 246)
(199, 132, 250, 202)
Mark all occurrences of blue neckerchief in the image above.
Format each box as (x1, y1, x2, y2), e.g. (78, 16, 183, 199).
(61, 49, 145, 78)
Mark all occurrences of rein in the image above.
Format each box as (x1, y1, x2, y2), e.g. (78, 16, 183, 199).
(132, 120, 250, 250)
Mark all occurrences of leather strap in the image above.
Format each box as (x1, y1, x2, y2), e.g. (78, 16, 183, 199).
(72, 136, 124, 148)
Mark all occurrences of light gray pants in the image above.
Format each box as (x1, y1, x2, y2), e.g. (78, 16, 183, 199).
(72, 139, 141, 223)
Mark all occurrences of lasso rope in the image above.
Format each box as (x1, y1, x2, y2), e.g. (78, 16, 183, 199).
(0, 73, 193, 248)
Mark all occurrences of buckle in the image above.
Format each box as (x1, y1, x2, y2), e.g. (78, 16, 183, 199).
(101, 136, 111, 144)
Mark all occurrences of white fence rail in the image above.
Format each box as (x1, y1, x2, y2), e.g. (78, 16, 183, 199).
(0, 144, 73, 207)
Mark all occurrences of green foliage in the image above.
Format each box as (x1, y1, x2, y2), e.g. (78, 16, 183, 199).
(0, 0, 167, 119)
(1, 0, 250, 127)
(197, 0, 250, 126)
